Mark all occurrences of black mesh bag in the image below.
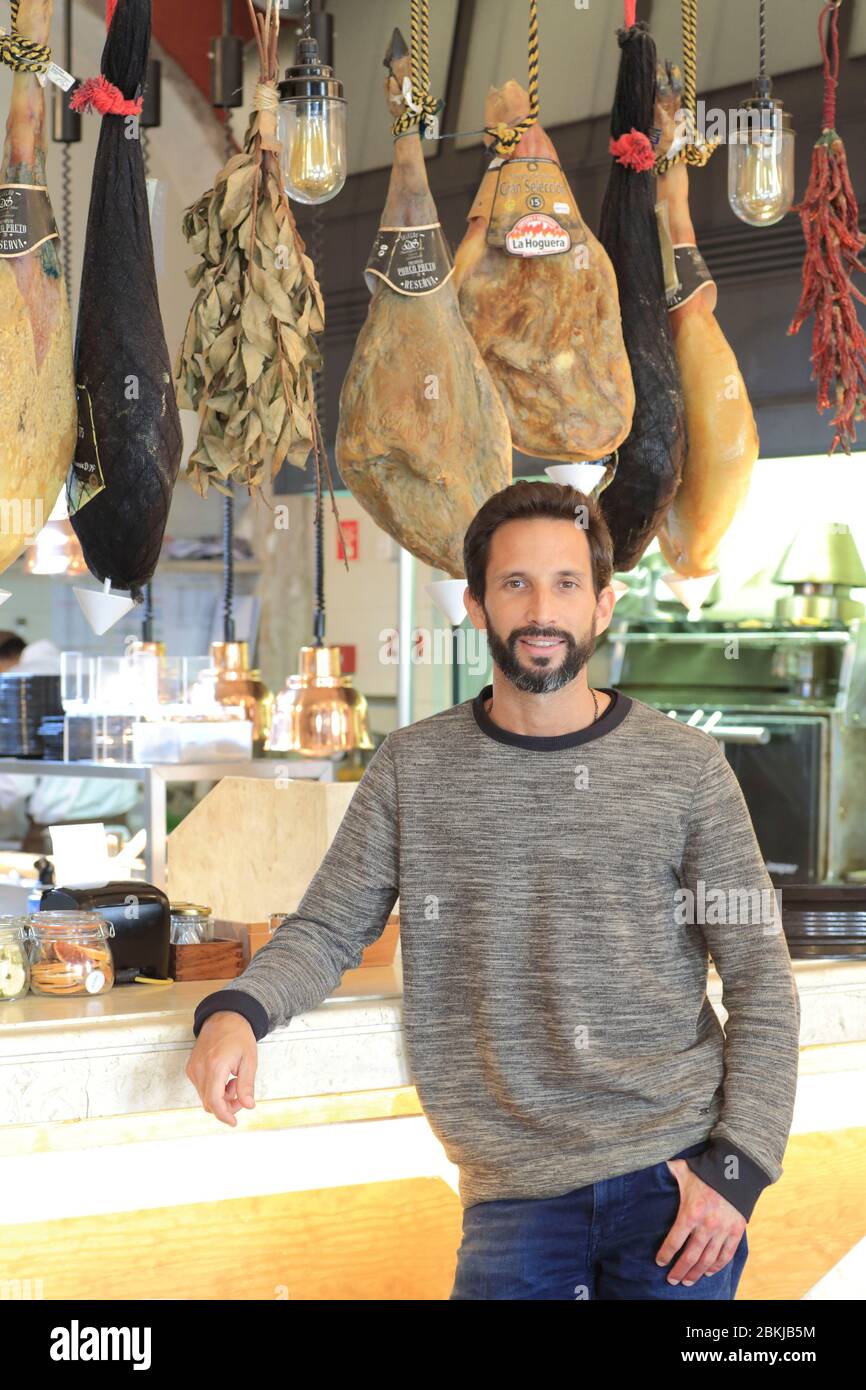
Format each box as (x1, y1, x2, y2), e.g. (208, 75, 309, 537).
(67, 0, 181, 600)
(598, 21, 686, 572)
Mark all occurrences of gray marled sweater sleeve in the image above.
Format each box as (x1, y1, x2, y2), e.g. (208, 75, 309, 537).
(677, 737, 801, 1218)
(192, 738, 399, 1038)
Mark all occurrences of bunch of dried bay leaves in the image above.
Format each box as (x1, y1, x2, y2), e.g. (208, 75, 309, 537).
(174, 0, 324, 497)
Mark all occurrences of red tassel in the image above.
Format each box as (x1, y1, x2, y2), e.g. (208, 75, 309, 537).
(71, 3, 142, 119)
(609, 129, 655, 172)
(70, 73, 143, 117)
(788, 1, 866, 454)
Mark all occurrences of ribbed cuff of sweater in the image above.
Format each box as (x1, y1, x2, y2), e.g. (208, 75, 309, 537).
(684, 1139, 774, 1223)
(192, 989, 271, 1041)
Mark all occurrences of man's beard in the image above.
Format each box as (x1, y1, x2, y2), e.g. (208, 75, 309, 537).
(483, 607, 598, 694)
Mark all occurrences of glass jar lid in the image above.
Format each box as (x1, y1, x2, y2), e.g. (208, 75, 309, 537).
(170, 902, 211, 917)
(29, 910, 114, 939)
(0, 914, 30, 940)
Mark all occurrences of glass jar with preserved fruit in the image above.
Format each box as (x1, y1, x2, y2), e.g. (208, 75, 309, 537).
(28, 912, 115, 997)
(0, 917, 31, 1001)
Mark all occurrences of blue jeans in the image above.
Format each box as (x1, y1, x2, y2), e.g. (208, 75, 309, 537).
(449, 1140, 749, 1300)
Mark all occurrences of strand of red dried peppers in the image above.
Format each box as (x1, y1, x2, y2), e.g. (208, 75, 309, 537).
(788, 0, 866, 455)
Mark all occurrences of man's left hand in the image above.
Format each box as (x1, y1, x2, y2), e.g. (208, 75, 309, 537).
(655, 1158, 747, 1286)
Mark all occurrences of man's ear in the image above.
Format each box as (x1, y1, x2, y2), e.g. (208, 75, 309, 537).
(594, 585, 617, 638)
(464, 588, 486, 632)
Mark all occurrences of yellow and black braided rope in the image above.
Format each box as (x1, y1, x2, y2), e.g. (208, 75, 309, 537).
(0, 0, 51, 74)
(656, 0, 718, 173)
(391, 0, 440, 138)
(485, 0, 540, 156)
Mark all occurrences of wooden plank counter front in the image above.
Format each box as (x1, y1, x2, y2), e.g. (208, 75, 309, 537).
(1, 960, 865, 1300)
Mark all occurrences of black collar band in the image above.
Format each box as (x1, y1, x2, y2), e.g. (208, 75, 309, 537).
(471, 684, 632, 750)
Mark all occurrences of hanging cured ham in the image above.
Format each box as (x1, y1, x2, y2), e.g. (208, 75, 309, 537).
(335, 30, 511, 579)
(0, 0, 77, 573)
(66, 0, 181, 598)
(597, 19, 686, 571)
(654, 63, 759, 578)
(453, 81, 634, 463)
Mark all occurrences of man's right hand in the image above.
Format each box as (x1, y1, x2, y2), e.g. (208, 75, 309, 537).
(186, 1012, 258, 1126)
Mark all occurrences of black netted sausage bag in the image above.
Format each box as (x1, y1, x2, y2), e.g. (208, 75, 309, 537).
(597, 21, 686, 572)
(66, 0, 181, 599)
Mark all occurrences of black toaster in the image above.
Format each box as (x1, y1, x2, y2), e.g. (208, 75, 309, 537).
(37, 880, 171, 983)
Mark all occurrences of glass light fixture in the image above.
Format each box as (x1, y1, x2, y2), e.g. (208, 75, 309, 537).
(728, 2, 795, 227)
(277, 36, 346, 205)
(267, 645, 372, 757)
(728, 78, 795, 226)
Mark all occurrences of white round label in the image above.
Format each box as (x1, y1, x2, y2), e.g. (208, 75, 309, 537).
(85, 969, 105, 994)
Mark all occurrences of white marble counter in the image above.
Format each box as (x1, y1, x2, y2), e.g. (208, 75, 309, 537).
(0, 965, 407, 1127)
(1, 957, 865, 1130)
(1, 957, 865, 1258)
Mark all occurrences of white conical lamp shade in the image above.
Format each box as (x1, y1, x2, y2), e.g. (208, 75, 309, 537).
(545, 462, 607, 494)
(74, 579, 136, 636)
(426, 579, 468, 626)
(659, 570, 719, 619)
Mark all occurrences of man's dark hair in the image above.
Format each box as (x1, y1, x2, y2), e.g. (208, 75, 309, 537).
(463, 480, 615, 604)
(0, 632, 25, 663)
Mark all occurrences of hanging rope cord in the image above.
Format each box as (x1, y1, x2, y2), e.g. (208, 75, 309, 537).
(655, 0, 718, 173)
(390, 0, 442, 139)
(759, 0, 767, 79)
(818, 0, 842, 136)
(0, 0, 51, 72)
(391, 0, 540, 157)
(485, 0, 540, 155)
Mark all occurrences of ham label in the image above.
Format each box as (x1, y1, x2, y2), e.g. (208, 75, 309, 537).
(67, 384, 106, 512)
(666, 244, 715, 312)
(365, 222, 453, 295)
(470, 157, 581, 257)
(0, 183, 58, 257)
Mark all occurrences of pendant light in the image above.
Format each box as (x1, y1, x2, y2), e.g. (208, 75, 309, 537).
(267, 327, 372, 754)
(267, 91, 370, 757)
(268, 605, 374, 755)
(204, 2, 272, 750)
(728, 0, 795, 226)
(267, 424, 373, 756)
(277, 0, 346, 204)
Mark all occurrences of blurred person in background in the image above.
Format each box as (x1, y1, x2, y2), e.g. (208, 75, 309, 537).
(0, 630, 142, 853)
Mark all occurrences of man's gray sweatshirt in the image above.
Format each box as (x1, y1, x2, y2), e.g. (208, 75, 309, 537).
(193, 686, 802, 1222)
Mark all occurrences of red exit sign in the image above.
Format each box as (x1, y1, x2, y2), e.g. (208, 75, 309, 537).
(337, 519, 359, 561)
